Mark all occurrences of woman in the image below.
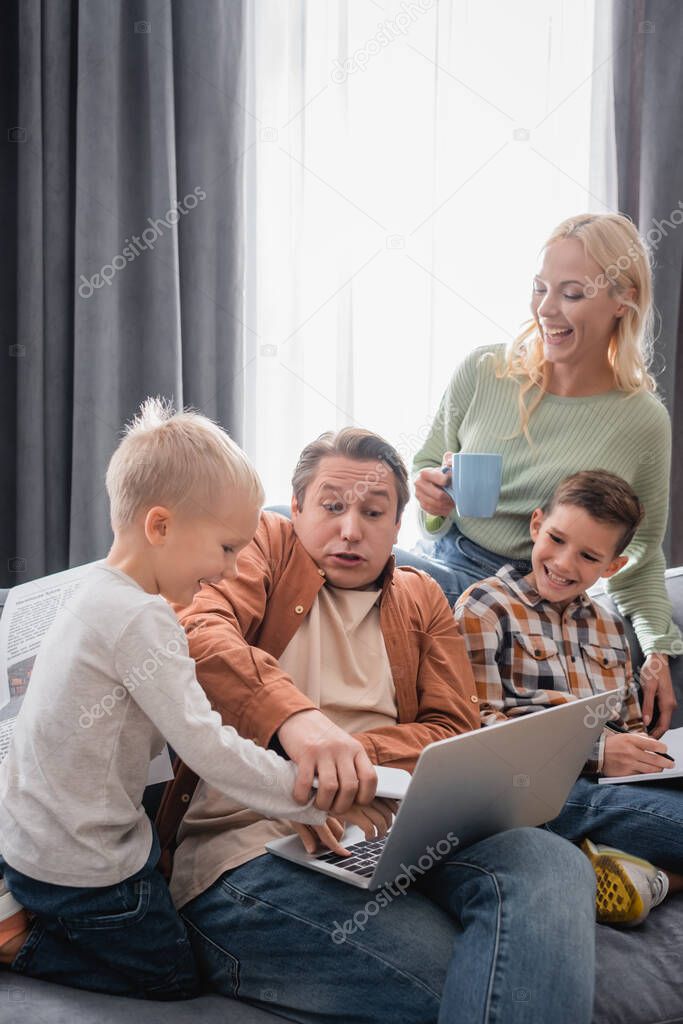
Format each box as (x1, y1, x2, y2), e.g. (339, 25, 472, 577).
(413, 212, 681, 738)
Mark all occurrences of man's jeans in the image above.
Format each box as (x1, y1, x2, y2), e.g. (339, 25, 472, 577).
(181, 827, 596, 1024)
(415, 523, 532, 606)
(545, 776, 683, 872)
(1, 833, 199, 1000)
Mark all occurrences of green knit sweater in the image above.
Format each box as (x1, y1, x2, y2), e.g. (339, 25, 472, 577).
(412, 344, 681, 656)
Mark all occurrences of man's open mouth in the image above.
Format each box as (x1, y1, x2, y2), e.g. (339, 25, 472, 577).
(330, 552, 364, 564)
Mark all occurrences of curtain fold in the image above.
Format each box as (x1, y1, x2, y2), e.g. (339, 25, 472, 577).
(1, 0, 246, 585)
(611, 0, 683, 564)
(243, 0, 598, 548)
(0, 4, 20, 586)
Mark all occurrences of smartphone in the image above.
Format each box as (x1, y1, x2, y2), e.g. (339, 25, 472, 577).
(312, 765, 411, 800)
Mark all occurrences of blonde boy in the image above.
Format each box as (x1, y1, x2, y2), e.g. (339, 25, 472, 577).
(0, 399, 342, 999)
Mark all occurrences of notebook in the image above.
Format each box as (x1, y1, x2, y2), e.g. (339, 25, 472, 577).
(598, 726, 683, 784)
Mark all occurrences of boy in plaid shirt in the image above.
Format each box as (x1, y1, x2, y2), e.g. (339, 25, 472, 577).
(456, 470, 683, 926)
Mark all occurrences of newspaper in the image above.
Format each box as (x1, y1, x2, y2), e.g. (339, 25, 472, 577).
(0, 562, 173, 785)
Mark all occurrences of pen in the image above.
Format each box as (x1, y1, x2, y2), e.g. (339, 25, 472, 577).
(604, 720, 675, 761)
(604, 720, 628, 734)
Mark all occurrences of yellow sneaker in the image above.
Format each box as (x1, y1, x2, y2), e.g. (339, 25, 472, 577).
(581, 838, 669, 927)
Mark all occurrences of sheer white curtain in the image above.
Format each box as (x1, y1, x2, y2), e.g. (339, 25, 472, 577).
(242, 0, 599, 547)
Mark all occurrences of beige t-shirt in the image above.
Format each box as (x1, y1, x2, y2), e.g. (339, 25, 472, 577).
(171, 584, 397, 908)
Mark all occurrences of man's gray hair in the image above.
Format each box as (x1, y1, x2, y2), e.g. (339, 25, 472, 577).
(291, 428, 409, 522)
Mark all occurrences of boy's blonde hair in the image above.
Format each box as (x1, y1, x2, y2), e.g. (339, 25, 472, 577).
(497, 212, 657, 440)
(106, 397, 264, 529)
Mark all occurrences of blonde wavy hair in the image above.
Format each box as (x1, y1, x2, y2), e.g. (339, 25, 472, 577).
(497, 213, 657, 439)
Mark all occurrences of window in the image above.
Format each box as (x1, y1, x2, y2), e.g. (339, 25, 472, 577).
(244, 0, 599, 546)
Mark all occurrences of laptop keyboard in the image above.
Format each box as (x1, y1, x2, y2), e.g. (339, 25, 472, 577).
(313, 837, 387, 878)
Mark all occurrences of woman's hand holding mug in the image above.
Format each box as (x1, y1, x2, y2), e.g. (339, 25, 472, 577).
(416, 451, 502, 519)
(415, 451, 455, 517)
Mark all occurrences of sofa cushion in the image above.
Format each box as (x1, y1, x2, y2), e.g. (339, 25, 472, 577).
(594, 898, 683, 1024)
(0, 976, 279, 1023)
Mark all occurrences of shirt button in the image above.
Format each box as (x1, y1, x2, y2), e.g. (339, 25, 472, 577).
(603, 658, 609, 666)
(571, 655, 576, 663)
(295, 605, 304, 614)
(317, 569, 326, 577)
(181, 793, 190, 803)
(534, 649, 541, 657)
(470, 694, 479, 702)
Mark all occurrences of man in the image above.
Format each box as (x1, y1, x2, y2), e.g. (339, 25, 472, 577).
(156, 428, 596, 1024)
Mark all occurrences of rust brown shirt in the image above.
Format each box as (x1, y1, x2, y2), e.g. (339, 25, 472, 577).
(155, 511, 480, 869)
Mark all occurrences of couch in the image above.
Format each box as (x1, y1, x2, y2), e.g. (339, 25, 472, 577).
(1, 549, 682, 1024)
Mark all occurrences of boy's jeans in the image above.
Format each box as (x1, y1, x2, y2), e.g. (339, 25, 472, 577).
(0, 832, 199, 1000)
(545, 776, 683, 872)
(181, 827, 596, 1024)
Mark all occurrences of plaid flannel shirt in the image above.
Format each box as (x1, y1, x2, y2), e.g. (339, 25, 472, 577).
(454, 566, 644, 775)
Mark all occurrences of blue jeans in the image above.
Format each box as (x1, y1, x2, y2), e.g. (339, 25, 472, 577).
(415, 523, 531, 607)
(545, 776, 683, 873)
(181, 827, 596, 1024)
(1, 833, 200, 1000)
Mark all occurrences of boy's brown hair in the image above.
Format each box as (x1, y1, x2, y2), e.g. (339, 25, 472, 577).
(543, 470, 644, 555)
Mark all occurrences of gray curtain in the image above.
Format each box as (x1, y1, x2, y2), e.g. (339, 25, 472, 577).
(1, 0, 246, 587)
(611, 0, 683, 564)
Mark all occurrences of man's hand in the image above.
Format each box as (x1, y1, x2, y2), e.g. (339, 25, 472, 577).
(290, 817, 349, 857)
(335, 797, 396, 841)
(414, 452, 455, 518)
(290, 798, 397, 857)
(278, 708, 377, 813)
(602, 732, 674, 777)
(640, 654, 677, 737)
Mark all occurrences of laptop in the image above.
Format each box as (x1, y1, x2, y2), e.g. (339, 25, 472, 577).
(266, 690, 618, 890)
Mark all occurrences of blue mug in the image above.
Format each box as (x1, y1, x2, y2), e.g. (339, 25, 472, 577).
(442, 453, 502, 518)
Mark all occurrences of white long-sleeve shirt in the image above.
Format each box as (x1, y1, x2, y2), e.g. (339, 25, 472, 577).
(0, 564, 324, 886)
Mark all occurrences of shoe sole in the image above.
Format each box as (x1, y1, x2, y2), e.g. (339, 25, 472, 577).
(581, 839, 646, 925)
